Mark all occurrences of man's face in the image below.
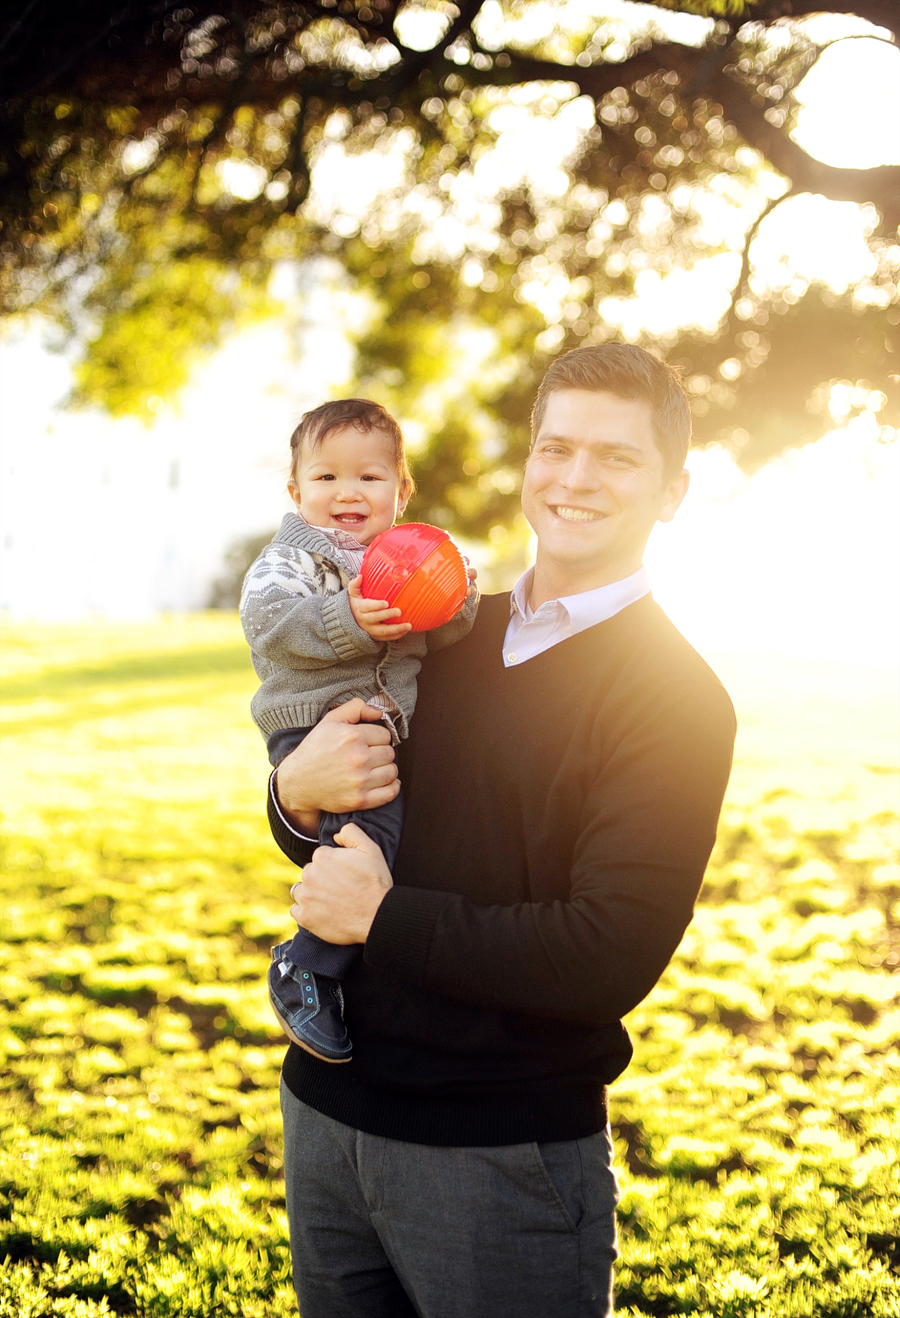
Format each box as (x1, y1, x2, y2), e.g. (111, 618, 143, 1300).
(521, 388, 689, 600)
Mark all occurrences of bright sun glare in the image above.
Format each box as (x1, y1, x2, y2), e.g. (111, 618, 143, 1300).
(0, 19, 897, 669)
(793, 35, 900, 168)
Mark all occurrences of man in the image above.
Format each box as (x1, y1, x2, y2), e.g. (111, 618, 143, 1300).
(267, 344, 737, 1317)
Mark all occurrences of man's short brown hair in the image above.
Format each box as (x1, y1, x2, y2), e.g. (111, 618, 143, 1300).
(531, 345, 691, 479)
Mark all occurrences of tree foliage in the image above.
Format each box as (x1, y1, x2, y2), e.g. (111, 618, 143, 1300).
(1, 0, 897, 535)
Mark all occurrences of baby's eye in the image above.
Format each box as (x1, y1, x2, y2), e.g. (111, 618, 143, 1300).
(317, 473, 336, 480)
(361, 474, 384, 482)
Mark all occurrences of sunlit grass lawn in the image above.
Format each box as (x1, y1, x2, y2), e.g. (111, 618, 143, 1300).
(1, 614, 898, 1317)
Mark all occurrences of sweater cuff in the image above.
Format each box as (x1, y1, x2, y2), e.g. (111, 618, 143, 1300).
(321, 589, 383, 661)
(364, 885, 451, 984)
(267, 771, 317, 867)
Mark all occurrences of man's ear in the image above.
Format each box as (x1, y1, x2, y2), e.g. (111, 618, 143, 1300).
(658, 468, 690, 524)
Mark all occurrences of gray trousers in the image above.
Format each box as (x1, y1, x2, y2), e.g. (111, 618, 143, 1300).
(280, 1079, 619, 1318)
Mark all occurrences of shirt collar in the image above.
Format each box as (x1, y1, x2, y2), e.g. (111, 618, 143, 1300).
(509, 565, 650, 633)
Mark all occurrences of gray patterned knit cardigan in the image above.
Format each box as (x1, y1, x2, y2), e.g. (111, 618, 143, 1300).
(240, 513, 478, 741)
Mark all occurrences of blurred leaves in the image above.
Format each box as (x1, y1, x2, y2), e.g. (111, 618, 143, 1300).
(341, 232, 545, 532)
(72, 257, 273, 414)
(1, 0, 898, 510)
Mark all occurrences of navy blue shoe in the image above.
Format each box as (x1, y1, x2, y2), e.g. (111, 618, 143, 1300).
(267, 942, 352, 1064)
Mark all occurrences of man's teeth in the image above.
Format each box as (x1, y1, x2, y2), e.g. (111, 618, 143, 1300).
(554, 506, 602, 522)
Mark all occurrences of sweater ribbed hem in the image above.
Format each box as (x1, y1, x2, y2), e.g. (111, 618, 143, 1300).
(281, 1044, 608, 1147)
(256, 705, 321, 737)
(364, 885, 448, 984)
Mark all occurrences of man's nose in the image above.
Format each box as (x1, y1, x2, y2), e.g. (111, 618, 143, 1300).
(559, 451, 599, 492)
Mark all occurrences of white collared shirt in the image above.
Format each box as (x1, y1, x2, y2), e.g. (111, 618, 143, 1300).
(502, 566, 650, 667)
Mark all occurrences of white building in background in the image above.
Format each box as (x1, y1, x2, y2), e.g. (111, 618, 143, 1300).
(0, 276, 356, 619)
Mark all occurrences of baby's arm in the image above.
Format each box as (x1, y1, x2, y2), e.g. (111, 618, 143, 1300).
(240, 544, 382, 670)
(347, 576, 413, 643)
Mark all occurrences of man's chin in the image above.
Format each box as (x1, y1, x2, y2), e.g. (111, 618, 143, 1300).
(542, 524, 612, 561)
(536, 535, 649, 585)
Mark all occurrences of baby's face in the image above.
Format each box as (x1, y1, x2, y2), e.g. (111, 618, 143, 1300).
(289, 424, 409, 545)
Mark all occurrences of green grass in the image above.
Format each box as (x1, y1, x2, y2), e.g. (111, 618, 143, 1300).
(1, 615, 898, 1317)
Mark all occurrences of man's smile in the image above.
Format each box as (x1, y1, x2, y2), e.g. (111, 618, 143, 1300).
(551, 505, 606, 522)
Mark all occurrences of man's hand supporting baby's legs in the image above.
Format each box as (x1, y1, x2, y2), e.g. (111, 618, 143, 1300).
(291, 824, 393, 945)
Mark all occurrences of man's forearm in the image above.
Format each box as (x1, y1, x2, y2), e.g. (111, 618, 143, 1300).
(362, 874, 702, 1026)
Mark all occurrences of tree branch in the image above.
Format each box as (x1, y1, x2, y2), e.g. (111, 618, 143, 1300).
(452, 44, 691, 99)
(4, 2, 898, 250)
(707, 66, 900, 226)
(455, 41, 900, 226)
(778, 0, 898, 40)
(736, 189, 792, 300)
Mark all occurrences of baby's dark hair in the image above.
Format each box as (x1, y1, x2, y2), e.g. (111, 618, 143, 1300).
(289, 398, 414, 493)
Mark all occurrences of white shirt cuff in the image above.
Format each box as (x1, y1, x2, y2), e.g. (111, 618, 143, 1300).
(269, 769, 318, 843)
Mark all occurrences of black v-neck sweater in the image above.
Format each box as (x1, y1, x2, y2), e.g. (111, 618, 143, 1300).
(273, 592, 736, 1145)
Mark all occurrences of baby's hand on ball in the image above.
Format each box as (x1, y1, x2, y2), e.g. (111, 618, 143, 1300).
(465, 561, 478, 598)
(349, 576, 413, 641)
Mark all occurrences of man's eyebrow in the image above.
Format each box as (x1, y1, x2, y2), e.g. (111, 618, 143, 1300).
(535, 433, 646, 454)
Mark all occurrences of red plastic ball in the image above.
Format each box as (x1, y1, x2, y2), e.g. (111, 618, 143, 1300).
(361, 523, 468, 632)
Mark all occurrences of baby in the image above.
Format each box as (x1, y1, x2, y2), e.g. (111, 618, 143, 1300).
(240, 399, 478, 1063)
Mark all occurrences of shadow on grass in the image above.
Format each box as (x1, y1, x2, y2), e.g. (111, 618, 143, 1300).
(2, 644, 255, 733)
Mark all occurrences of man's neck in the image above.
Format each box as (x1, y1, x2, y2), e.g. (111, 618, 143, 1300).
(528, 558, 644, 611)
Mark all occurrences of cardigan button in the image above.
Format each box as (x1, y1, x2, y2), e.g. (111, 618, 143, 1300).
(507, 652, 518, 664)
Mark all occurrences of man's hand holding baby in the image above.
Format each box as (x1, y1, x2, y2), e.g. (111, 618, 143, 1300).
(348, 575, 413, 642)
(274, 700, 399, 836)
(290, 824, 393, 945)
